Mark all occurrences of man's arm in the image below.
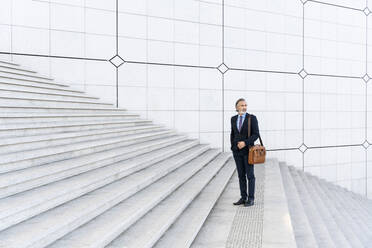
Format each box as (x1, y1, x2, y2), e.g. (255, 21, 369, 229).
(230, 117, 236, 151)
(244, 115, 259, 147)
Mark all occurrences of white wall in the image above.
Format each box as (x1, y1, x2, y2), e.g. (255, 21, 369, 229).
(0, 0, 371, 198)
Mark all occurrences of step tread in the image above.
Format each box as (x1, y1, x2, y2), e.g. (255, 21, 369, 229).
(153, 157, 235, 248)
(0, 124, 161, 147)
(0, 95, 112, 105)
(0, 118, 150, 131)
(48, 148, 221, 248)
(0, 112, 139, 118)
(0, 131, 178, 175)
(0, 87, 99, 99)
(0, 137, 193, 224)
(0, 70, 56, 83)
(0, 130, 176, 186)
(262, 158, 297, 248)
(295, 168, 351, 247)
(0, 80, 84, 93)
(288, 166, 336, 248)
(0, 64, 37, 74)
(0, 105, 127, 111)
(303, 171, 372, 246)
(106, 152, 231, 248)
(0, 142, 207, 247)
(279, 163, 318, 248)
(0, 60, 20, 66)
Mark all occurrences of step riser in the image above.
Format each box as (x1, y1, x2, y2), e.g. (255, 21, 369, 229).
(0, 107, 127, 114)
(0, 64, 37, 74)
(288, 167, 336, 247)
(0, 115, 139, 124)
(0, 60, 19, 66)
(0, 135, 194, 200)
(0, 132, 176, 174)
(0, 91, 102, 103)
(325, 181, 372, 218)
(0, 72, 55, 84)
(22, 144, 206, 248)
(297, 171, 351, 247)
(0, 81, 83, 94)
(306, 174, 372, 246)
(107, 153, 229, 248)
(0, 98, 114, 108)
(0, 121, 150, 138)
(0, 137, 194, 232)
(0, 126, 163, 154)
(50, 147, 215, 248)
(153, 160, 235, 248)
(0, 83, 89, 97)
(279, 164, 318, 248)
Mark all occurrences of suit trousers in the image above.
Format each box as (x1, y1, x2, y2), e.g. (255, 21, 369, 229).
(233, 152, 255, 200)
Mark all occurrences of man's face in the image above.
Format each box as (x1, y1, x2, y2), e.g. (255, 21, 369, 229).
(236, 100, 247, 114)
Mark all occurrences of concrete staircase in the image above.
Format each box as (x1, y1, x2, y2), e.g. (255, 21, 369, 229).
(0, 59, 235, 248)
(193, 160, 372, 248)
(280, 162, 372, 248)
(1, 59, 371, 248)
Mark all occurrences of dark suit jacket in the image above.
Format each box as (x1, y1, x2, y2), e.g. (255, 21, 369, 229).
(230, 113, 260, 157)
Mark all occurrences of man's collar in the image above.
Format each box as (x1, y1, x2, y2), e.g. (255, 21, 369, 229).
(237, 112, 247, 118)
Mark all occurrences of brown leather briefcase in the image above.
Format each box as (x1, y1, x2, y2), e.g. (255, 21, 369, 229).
(247, 114, 266, 164)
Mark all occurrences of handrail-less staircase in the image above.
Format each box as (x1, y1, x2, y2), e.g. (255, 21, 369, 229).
(0, 59, 372, 248)
(0, 59, 235, 248)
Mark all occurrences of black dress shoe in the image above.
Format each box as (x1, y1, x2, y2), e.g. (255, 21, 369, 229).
(233, 198, 246, 205)
(244, 199, 254, 207)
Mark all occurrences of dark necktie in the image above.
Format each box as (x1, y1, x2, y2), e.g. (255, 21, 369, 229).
(238, 115, 243, 132)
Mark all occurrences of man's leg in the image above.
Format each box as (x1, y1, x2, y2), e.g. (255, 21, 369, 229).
(233, 153, 247, 200)
(243, 154, 255, 201)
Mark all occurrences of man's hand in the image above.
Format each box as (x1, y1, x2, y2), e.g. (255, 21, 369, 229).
(237, 141, 246, 149)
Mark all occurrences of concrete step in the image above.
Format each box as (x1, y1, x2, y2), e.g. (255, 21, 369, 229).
(0, 129, 174, 196)
(0, 64, 69, 86)
(105, 152, 231, 248)
(279, 163, 318, 248)
(190, 170, 239, 248)
(0, 106, 127, 114)
(294, 168, 351, 247)
(0, 62, 38, 74)
(48, 147, 221, 248)
(320, 178, 372, 218)
(0, 141, 206, 247)
(0, 70, 59, 86)
(0, 86, 99, 101)
(262, 158, 297, 248)
(288, 166, 336, 248)
(0, 118, 149, 138)
(0, 96, 114, 108)
(0, 81, 95, 98)
(0, 80, 83, 94)
(0, 134, 190, 200)
(0, 136, 196, 233)
(0, 129, 177, 174)
(0, 59, 20, 67)
(0, 90, 106, 105)
(0, 124, 162, 154)
(0, 112, 140, 124)
(304, 172, 372, 246)
(153, 157, 235, 248)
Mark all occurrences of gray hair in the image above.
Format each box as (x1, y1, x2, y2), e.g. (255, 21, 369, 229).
(235, 98, 246, 112)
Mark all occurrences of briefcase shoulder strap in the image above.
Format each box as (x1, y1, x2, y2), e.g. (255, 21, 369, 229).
(247, 114, 263, 146)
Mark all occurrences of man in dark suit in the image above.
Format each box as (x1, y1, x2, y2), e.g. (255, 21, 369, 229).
(230, 98, 260, 207)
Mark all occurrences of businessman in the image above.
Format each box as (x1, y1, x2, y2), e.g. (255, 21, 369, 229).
(230, 98, 260, 207)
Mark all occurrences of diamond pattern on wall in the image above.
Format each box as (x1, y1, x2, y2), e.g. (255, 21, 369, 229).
(1, 0, 371, 196)
(109, 55, 125, 68)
